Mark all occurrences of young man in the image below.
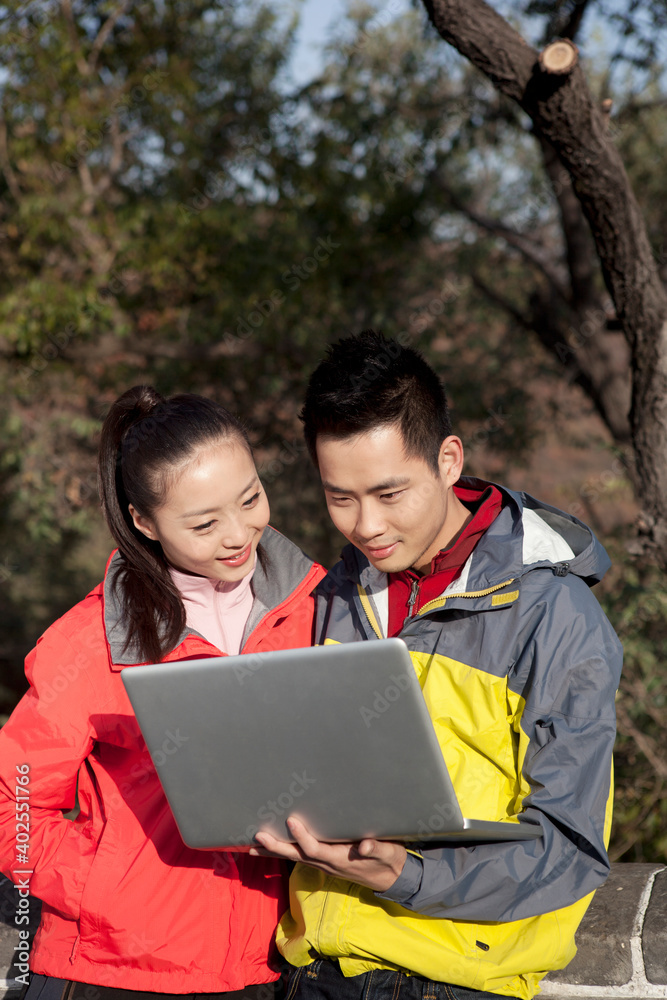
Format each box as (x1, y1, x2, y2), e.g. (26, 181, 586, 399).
(251, 330, 623, 1000)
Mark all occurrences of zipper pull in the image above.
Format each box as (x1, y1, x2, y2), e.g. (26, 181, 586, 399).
(403, 579, 420, 628)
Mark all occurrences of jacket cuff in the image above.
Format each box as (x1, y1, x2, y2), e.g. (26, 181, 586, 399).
(374, 852, 423, 903)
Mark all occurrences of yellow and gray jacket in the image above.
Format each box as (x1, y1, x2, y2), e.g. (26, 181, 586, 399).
(277, 478, 623, 1000)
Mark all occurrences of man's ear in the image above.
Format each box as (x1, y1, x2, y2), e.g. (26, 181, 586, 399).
(128, 504, 158, 541)
(438, 436, 465, 487)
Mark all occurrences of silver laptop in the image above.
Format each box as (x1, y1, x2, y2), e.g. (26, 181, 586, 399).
(121, 638, 541, 848)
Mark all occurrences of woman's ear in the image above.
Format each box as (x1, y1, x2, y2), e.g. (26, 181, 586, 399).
(128, 504, 158, 541)
(438, 435, 465, 488)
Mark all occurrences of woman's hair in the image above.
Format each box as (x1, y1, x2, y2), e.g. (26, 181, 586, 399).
(98, 385, 252, 663)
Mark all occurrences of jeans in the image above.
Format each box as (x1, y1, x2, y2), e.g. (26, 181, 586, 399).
(284, 959, 518, 1000)
(20, 974, 282, 1000)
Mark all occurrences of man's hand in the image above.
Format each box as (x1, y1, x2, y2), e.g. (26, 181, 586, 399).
(248, 816, 407, 892)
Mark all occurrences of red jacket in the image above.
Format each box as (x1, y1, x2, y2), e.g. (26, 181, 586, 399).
(0, 527, 325, 993)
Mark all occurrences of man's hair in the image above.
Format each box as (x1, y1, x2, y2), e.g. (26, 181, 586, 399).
(301, 330, 452, 473)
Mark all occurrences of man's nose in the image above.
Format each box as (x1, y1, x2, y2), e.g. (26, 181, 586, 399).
(355, 501, 387, 541)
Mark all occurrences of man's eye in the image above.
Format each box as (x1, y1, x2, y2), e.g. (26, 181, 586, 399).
(193, 521, 215, 531)
(243, 491, 261, 508)
(381, 491, 403, 501)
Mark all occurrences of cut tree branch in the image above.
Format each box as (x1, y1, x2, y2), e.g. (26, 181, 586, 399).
(539, 39, 578, 75)
(421, 0, 667, 563)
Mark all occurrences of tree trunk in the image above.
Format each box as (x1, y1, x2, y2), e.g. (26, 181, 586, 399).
(421, 0, 667, 567)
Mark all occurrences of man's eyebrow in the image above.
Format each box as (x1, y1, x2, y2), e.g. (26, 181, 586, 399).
(322, 477, 410, 494)
(179, 477, 259, 518)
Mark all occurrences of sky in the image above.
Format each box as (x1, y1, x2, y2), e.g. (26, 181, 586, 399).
(289, 0, 347, 84)
(287, 0, 667, 91)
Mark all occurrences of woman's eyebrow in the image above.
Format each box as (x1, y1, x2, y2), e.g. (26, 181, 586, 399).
(179, 477, 259, 518)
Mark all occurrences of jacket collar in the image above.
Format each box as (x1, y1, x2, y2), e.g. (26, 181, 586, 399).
(342, 476, 610, 608)
(104, 525, 319, 667)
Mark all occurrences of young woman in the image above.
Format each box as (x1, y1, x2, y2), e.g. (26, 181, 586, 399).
(0, 385, 325, 1000)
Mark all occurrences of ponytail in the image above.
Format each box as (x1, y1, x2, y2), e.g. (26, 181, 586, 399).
(98, 386, 250, 663)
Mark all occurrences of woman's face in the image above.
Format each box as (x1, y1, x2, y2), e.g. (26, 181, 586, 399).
(130, 437, 270, 582)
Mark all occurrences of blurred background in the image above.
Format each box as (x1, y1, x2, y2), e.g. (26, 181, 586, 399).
(0, 0, 665, 861)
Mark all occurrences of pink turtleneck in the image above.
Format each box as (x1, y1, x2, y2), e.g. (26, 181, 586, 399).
(169, 560, 256, 655)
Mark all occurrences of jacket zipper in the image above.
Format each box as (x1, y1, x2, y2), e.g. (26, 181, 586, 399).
(403, 578, 420, 628)
(358, 576, 518, 638)
(356, 584, 383, 639)
(418, 577, 517, 615)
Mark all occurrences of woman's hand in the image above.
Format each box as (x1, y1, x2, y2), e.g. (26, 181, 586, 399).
(248, 816, 407, 892)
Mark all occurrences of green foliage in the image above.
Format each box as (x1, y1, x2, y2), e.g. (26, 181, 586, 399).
(599, 547, 667, 862)
(0, 0, 665, 858)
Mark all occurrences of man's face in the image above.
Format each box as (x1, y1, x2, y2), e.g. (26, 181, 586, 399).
(316, 424, 465, 574)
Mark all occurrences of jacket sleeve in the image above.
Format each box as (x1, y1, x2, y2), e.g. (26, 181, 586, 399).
(0, 623, 100, 920)
(377, 574, 623, 921)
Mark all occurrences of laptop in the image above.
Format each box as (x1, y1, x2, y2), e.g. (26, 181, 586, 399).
(121, 638, 542, 848)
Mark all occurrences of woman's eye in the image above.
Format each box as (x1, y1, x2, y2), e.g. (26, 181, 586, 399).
(193, 521, 215, 532)
(243, 491, 261, 508)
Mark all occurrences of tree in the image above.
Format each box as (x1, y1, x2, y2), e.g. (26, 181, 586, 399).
(420, 0, 667, 569)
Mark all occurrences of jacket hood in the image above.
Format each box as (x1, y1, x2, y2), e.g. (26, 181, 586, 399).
(341, 476, 611, 600)
(104, 525, 318, 665)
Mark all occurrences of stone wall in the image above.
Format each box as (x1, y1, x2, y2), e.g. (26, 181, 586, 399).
(1, 864, 665, 998)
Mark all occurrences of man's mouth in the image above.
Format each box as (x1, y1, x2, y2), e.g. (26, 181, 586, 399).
(365, 541, 399, 560)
